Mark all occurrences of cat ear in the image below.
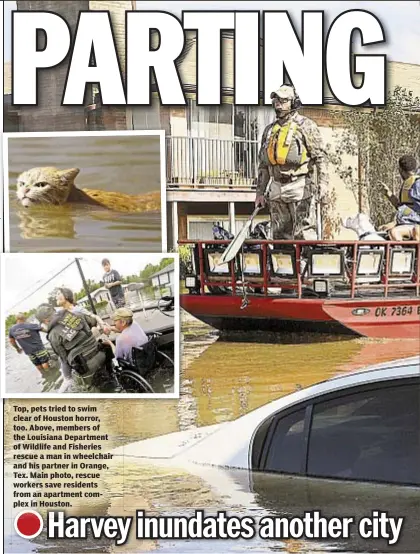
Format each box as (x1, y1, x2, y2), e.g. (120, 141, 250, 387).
(59, 168, 80, 183)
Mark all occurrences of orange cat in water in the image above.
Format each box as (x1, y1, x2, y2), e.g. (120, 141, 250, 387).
(15, 167, 160, 213)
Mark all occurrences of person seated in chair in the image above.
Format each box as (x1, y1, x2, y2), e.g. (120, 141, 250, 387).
(379, 155, 420, 241)
(111, 308, 148, 365)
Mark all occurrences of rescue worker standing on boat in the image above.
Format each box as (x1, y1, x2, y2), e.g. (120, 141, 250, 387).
(255, 84, 329, 239)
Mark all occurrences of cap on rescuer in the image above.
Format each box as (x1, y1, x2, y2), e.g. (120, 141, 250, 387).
(270, 84, 295, 100)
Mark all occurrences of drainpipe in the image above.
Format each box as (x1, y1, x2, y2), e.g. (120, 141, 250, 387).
(358, 145, 363, 213)
(229, 202, 236, 234)
(172, 201, 179, 250)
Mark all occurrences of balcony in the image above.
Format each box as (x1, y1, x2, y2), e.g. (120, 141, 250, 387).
(166, 136, 259, 189)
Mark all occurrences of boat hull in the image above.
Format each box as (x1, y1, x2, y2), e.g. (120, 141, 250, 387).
(181, 294, 420, 339)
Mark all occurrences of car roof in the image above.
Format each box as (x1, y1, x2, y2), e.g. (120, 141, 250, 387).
(235, 355, 419, 425)
(317, 355, 420, 383)
(115, 356, 420, 470)
(179, 356, 420, 468)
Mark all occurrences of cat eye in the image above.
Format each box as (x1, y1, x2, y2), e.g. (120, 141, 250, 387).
(34, 182, 49, 188)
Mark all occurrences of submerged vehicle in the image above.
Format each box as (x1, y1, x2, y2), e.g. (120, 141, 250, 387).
(111, 357, 420, 551)
(180, 236, 420, 339)
(114, 356, 420, 485)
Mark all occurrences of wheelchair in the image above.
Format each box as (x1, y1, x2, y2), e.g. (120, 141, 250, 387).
(114, 332, 175, 394)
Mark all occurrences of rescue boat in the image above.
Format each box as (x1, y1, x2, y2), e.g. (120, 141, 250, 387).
(180, 238, 420, 339)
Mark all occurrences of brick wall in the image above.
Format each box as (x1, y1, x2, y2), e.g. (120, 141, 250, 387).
(87, 1, 133, 130)
(17, 1, 89, 132)
(89, 1, 134, 74)
(16, 0, 132, 131)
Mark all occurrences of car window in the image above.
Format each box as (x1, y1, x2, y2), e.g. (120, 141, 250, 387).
(307, 383, 420, 485)
(263, 408, 307, 474)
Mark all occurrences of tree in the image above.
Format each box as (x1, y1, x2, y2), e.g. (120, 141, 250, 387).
(139, 263, 158, 280)
(5, 314, 17, 333)
(122, 274, 142, 284)
(73, 280, 102, 303)
(327, 86, 420, 227)
(178, 245, 193, 279)
(158, 257, 174, 270)
(139, 258, 174, 281)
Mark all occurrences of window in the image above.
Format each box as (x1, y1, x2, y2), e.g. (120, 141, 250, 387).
(263, 408, 307, 474)
(190, 103, 232, 125)
(132, 103, 161, 130)
(307, 382, 420, 485)
(159, 273, 169, 285)
(188, 217, 268, 241)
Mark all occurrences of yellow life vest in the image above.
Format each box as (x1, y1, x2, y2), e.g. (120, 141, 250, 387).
(267, 120, 308, 166)
(400, 175, 415, 205)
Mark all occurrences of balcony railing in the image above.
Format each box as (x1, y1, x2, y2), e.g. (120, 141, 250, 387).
(166, 136, 259, 188)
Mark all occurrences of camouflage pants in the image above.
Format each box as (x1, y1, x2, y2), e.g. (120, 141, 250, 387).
(269, 196, 318, 240)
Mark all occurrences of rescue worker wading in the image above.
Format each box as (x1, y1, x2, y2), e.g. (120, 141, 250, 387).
(36, 303, 107, 391)
(255, 84, 329, 239)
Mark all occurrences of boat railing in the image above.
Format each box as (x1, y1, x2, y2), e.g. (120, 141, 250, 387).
(179, 239, 420, 299)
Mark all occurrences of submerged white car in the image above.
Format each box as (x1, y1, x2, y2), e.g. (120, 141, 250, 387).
(116, 355, 420, 487)
(113, 356, 420, 552)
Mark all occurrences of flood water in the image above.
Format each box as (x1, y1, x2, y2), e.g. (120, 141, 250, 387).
(4, 312, 420, 553)
(5, 307, 175, 395)
(6, 135, 163, 252)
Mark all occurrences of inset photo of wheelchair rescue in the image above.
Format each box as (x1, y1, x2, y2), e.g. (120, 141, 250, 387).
(1, 253, 179, 397)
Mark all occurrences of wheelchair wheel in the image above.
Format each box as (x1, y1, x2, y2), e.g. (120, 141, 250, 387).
(118, 370, 155, 394)
(156, 350, 175, 369)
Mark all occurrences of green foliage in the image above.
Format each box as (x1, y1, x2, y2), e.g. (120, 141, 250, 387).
(94, 300, 108, 311)
(73, 280, 102, 303)
(177, 244, 194, 279)
(140, 258, 174, 281)
(139, 264, 158, 280)
(142, 285, 155, 297)
(18, 259, 174, 317)
(159, 257, 174, 270)
(73, 290, 85, 303)
(122, 274, 141, 284)
(328, 86, 420, 227)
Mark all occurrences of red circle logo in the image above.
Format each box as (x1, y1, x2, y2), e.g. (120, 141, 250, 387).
(14, 511, 43, 539)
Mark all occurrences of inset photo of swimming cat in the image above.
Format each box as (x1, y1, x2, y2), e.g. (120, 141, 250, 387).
(3, 131, 166, 253)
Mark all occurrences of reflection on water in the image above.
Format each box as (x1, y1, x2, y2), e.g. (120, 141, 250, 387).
(7, 135, 161, 194)
(7, 135, 162, 251)
(9, 202, 162, 252)
(4, 312, 420, 553)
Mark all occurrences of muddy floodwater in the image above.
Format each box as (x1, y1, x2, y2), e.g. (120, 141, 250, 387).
(5, 307, 175, 395)
(4, 312, 420, 553)
(7, 135, 163, 252)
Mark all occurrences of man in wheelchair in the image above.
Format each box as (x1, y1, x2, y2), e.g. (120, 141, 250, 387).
(103, 308, 174, 392)
(110, 307, 149, 365)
